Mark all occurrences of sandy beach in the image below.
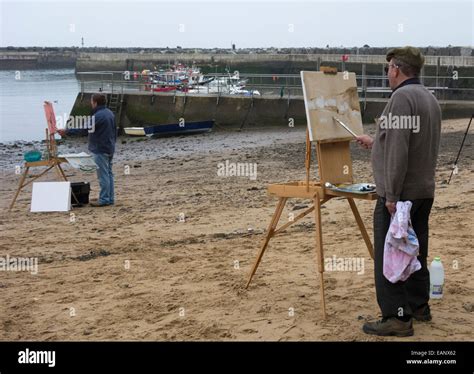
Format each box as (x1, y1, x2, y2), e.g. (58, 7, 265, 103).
(0, 118, 472, 341)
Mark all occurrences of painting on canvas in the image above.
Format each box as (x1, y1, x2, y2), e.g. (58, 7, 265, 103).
(301, 71, 363, 141)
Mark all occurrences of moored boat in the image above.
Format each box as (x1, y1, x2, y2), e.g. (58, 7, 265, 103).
(124, 120, 214, 137)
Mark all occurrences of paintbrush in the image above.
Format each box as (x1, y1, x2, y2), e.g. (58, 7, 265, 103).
(332, 117, 358, 138)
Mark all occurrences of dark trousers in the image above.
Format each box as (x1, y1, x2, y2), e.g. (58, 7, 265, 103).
(373, 196, 433, 318)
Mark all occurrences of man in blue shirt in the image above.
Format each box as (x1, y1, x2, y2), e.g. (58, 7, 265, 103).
(87, 93, 117, 206)
(59, 93, 117, 206)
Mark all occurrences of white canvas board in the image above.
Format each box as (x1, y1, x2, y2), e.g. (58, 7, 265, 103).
(31, 182, 71, 212)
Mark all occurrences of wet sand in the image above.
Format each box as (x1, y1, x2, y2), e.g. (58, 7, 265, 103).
(0, 118, 473, 341)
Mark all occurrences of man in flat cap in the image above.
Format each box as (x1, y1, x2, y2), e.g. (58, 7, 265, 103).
(356, 46, 441, 336)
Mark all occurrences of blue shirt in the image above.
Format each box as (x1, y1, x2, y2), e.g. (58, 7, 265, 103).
(88, 105, 117, 155)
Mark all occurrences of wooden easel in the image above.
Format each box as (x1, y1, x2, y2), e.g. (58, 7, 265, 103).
(245, 70, 377, 319)
(9, 102, 77, 211)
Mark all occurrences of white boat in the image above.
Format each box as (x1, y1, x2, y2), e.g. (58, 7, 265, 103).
(229, 87, 261, 96)
(124, 127, 146, 136)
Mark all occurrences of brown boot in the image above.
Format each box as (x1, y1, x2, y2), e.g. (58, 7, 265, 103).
(363, 317, 414, 337)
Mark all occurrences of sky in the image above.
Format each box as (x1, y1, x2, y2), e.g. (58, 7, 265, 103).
(0, 0, 473, 48)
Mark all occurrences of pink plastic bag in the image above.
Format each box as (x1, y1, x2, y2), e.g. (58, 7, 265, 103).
(383, 201, 421, 283)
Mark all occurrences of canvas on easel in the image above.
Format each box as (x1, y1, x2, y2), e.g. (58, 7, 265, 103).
(245, 68, 376, 319)
(302, 71, 363, 142)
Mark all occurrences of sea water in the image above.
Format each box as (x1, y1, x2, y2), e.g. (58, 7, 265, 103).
(0, 69, 78, 142)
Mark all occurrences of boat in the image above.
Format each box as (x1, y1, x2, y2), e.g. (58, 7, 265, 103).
(140, 65, 259, 96)
(124, 120, 214, 137)
(123, 127, 147, 136)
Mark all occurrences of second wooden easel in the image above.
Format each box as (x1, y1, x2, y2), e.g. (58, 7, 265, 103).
(9, 101, 78, 211)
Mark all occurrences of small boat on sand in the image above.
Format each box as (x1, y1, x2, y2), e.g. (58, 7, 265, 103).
(124, 120, 214, 137)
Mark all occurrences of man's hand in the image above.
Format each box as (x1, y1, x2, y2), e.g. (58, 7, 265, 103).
(355, 135, 374, 149)
(57, 129, 66, 137)
(385, 200, 397, 215)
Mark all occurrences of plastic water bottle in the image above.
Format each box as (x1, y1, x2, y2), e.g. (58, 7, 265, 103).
(429, 257, 444, 299)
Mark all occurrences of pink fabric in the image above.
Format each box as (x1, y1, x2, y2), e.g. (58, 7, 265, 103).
(43, 101, 57, 135)
(383, 201, 421, 283)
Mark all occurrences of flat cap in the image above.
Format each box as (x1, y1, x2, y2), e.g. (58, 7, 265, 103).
(386, 46, 425, 70)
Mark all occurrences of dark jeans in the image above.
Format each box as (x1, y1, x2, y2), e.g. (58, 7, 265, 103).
(93, 153, 115, 205)
(373, 196, 433, 318)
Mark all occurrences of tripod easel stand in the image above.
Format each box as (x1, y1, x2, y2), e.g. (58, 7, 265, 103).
(245, 70, 377, 319)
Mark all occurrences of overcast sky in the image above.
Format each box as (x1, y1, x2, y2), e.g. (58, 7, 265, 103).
(0, 0, 472, 48)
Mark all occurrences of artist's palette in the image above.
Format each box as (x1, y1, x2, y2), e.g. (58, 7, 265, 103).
(326, 183, 376, 194)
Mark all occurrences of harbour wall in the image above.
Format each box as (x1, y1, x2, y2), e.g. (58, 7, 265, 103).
(70, 92, 474, 132)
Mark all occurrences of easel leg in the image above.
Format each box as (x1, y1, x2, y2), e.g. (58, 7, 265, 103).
(245, 197, 287, 288)
(56, 163, 68, 181)
(9, 167, 30, 211)
(54, 164, 63, 179)
(313, 193, 327, 319)
(347, 198, 374, 259)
